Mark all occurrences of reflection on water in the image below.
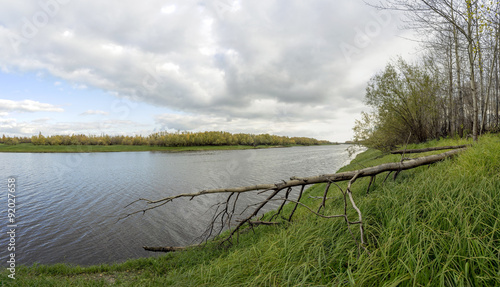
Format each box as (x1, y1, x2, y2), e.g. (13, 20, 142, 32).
(0, 145, 356, 266)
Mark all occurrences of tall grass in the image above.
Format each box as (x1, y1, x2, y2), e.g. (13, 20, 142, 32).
(4, 134, 500, 286)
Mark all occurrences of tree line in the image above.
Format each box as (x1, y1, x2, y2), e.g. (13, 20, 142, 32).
(0, 131, 332, 147)
(354, 0, 500, 150)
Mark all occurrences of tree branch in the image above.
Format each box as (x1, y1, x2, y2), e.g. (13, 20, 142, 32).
(126, 147, 467, 251)
(390, 144, 470, 154)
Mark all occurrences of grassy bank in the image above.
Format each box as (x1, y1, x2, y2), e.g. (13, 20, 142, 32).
(0, 143, 298, 153)
(4, 134, 500, 286)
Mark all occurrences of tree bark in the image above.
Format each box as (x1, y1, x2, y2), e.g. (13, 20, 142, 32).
(466, 2, 479, 141)
(453, 11, 465, 137)
(480, 39, 499, 133)
(135, 148, 467, 209)
(390, 144, 470, 154)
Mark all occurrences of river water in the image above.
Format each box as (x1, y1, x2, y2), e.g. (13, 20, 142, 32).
(0, 145, 358, 266)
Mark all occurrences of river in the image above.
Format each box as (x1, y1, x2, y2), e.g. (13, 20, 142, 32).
(0, 145, 358, 266)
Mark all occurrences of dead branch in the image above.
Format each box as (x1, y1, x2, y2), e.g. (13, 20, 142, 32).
(366, 175, 375, 194)
(127, 147, 466, 251)
(126, 148, 465, 217)
(288, 185, 305, 221)
(317, 182, 332, 213)
(383, 171, 393, 183)
(270, 187, 292, 221)
(247, 221, 282, 226)
(395, 133, 412, 180)
(221, 188, 284, 246)
(390, 144, 470, 154)
(143, 245, 192, 252)
(346, 172, 365, 245)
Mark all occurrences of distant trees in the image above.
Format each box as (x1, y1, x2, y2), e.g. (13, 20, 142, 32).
(1, 131, 332, 147)
(146, 131, 329, 147)
(4, 137, 19, 145)
(0, 135, 30, 145)
(31, 132, 46, 145)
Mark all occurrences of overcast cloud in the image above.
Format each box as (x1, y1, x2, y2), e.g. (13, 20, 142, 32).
(0, 0, 417, 141)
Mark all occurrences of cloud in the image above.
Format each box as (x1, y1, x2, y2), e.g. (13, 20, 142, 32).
(80, 110, 109, 116)
(154, 101, 362, 140)
(0, 117, 148, 137)
(161, 5, 177, 14)
(0, 0, 416, 141)
(0, 99, 64, 113)
(32, 117, 51, 123)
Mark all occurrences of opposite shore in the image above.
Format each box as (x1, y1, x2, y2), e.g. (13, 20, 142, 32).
(0, 143, 340, 153)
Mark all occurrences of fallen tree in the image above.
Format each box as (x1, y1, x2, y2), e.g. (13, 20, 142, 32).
(390, 144, 470, 154)
(125, 146, 467, 253)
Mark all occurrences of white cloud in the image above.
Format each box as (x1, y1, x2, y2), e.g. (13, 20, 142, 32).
(0, 0, 417, 141)
(62, 30, 74, 38)
(0, 117, 148, 137)
(80, 110, 109, 116)
(32, 117, 52, 123)
(0, 99, 64, 113)
(161, 5, 176, 14)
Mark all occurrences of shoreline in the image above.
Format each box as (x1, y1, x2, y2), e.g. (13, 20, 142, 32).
(0, 143, 337, 153)
(0, 143, 356, 270)
(3, 135, 492, 285)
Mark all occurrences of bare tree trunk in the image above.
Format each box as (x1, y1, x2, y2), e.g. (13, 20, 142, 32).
(467, 2, 479, 141)
(496, 26, 500, 129)
(481, 41, 499, 134)
(477, 20, 486, 134)
(452, 9, 465, 137)
(448, 36, 455, 135)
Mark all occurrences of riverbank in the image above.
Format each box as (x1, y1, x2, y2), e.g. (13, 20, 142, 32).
(5, 134, 500, 286)
(0, 143, 317, 153)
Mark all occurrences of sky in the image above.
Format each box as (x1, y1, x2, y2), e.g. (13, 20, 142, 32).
(0, 0, 418, 142)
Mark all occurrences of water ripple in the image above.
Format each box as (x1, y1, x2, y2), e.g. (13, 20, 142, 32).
(0, 145, 353, 266)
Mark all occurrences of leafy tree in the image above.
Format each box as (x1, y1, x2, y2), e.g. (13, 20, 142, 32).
(31, 132, 46, 145)
(355, 57, 443, 150)
(2, 131, 327, 148)
(5, 137, 19, 145)
(46, 135, 63, 145)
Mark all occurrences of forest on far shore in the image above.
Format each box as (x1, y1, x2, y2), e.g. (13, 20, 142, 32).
(0, 131, 333, 147)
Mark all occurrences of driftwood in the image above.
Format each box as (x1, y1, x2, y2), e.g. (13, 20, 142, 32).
(128, 147, 467, 253)
(390, 144, 470, 154)
(143, 246, 188, 252)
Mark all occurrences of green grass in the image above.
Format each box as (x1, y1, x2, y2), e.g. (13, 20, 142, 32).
(0, 143, 293, 153)
(4, 134, 500, 286)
